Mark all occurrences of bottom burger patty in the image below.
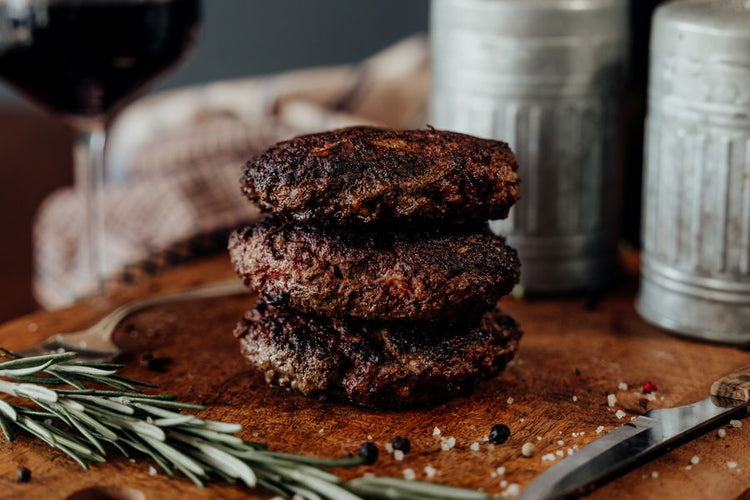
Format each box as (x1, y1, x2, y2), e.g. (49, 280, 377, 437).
(233, 300, 522, 408)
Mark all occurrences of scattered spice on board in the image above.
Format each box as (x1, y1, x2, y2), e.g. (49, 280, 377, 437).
(489, 424, 511, 444)
(642, 381, 658, 393)
(16, 467, 31, 483)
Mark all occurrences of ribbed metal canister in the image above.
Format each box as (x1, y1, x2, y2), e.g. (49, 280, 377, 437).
(636, 0, 750, 345)
(429, 0, 629, 292)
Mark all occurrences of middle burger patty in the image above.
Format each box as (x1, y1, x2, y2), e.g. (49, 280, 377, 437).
(229, 218, 520, 321)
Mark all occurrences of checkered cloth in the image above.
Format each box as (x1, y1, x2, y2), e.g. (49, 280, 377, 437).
(33, 36, 430, 308)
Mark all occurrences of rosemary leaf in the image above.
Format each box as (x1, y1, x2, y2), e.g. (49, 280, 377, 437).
(0, 414, 14, 441)
(0, 352, 76, 370)
(0, 359, 54, 377)
(49, 371, 86, 390)
(347, 477, 491, 500)
(0, 398, 17, 420)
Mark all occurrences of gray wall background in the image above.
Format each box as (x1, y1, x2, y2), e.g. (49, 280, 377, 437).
(0, 0, 429, 103)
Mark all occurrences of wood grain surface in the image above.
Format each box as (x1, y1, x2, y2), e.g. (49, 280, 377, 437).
(0, 255, 748, 500)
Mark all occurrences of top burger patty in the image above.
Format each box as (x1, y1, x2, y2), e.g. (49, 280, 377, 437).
(241, 126, 520, 225)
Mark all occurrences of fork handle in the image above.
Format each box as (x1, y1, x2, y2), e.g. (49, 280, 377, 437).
(94, 278, 250, 339)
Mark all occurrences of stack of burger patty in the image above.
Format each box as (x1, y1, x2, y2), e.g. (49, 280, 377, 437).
(229, 126, 523, 408)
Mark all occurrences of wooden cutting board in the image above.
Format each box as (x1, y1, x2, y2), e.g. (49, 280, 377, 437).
(0, 255, 749, 500)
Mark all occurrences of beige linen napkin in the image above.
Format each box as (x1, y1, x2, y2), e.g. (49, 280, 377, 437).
(33, 36, 429, 308)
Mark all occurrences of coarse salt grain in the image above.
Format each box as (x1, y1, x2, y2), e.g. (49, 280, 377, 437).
(618, 382, 628, 391)
(596, 426, 605, 434)
(567, 448, 574, 456)
(690, 456, 700, 465)
(537, 436, 542, 441)
(394, 450, 404, 461)
(500, 480, 508, 488)
(433, 427, 441, 436)
(496, 466, 505, 476)
(557, 440, 564, 446)
(542, 453, 556, 462)
(502, 483, 520, 497)
(507, 397, 514, 404)
(730, 419, 742, 428)
(646, 393, 657, 402)
(424, 465, 436, 478)
(403, 468, 416, 480)
(27, 323, 38, 333)
(470, 442, 480, 452)
(440, 436, 456, 451)
(521, 442, 536, 457)
(615, 410, 626, 420)
(556, 450, 564, 457)
(385, 442, 394, 453)
(149, 466, 157, 476)
(651, 471, 659, 479)
(718, 429, 727, 438)
(728, 461, 738, 469)
(572, 395, 578, 402)
(607, 394, 617, 407)
(685, 465, 693, 471)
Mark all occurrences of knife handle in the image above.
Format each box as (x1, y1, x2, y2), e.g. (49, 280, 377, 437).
(710, 366, 750, 402)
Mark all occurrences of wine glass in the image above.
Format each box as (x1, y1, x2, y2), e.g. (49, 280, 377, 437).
(0, 0, 201, 297)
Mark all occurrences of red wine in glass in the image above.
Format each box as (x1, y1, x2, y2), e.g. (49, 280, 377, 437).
(0, 0, 201, 296)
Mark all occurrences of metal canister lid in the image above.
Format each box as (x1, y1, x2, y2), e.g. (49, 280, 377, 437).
(431, 0, 625, 37)
(654, 0, 750, 56)
(431, 0, 628, 93)
(651, 0, 750, 111)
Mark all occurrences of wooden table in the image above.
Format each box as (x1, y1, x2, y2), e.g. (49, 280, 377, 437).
(0, 255, 748, 499)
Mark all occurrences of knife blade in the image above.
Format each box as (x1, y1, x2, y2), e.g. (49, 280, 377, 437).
(519, 365, 750, 500)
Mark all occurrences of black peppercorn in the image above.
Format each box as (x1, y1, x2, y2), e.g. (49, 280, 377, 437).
(391, 436, 411, 453)
(140, 353, 172, 373)
(357, 442, 379, 465)
(16, 467, 31, 483)
(489, 424, 511, 444)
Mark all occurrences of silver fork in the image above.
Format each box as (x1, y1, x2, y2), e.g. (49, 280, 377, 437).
(16, 278, 249, 361)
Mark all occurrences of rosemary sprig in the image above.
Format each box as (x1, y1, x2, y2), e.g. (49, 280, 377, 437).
(0, 351, 488, 500)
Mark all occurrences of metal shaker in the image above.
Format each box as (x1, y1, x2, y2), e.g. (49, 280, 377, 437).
(636, 0, 750, 345)
(430, 0, 629, 292)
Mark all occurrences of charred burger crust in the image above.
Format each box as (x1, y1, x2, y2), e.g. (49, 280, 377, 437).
(228, 218, 521, 321)
(234, 301, 522, 408)
(241, 126, 520, 225)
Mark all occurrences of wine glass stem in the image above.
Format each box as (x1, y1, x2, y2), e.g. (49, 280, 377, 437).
(74, 123, 107, 293)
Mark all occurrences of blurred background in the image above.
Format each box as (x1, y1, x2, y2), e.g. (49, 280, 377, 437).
(0, 0, 665, 322)
(0, 0, 429, 321)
